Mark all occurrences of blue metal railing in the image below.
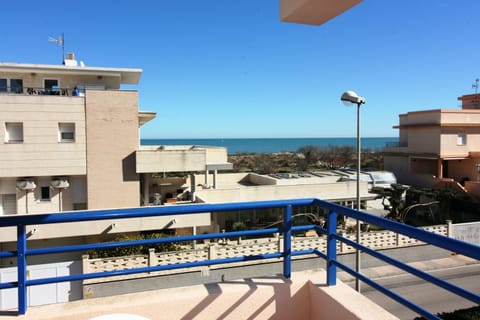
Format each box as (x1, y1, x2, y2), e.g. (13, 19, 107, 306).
(0, 198, 479, 319)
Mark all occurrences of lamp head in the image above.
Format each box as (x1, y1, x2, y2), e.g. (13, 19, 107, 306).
(341, 91, 366, 106)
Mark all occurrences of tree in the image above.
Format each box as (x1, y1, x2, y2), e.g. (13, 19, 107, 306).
(371, 184, 408, 220)
(297, 145, 321, 170)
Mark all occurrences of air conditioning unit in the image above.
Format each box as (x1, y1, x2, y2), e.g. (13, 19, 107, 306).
(50, 177, 69, 189)
(16, 178, 36, 191)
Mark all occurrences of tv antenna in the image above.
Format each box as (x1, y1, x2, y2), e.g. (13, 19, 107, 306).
(473, 78, 479, 94)
(48, 33, 65, 64)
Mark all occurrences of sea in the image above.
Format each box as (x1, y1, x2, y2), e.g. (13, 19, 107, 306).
(141, 137, 398, 154)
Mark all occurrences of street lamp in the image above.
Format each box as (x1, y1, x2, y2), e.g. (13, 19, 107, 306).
(341, 90, 366, 292)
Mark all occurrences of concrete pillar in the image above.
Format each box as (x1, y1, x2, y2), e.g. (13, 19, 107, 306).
(446, 220, 453, 237)
(148, 248, 157, 267)
(81, 254, 90, 274)
(208, 244, 217, 260)
(143, 173, 150, 206)
(190, 174, 196, 202)
(213, 169, 218, 189)
(205, 170, 209, 187)
(193, 226, 197, 249)
(58, 189, 63, 212)
(437, 159, 443, 178)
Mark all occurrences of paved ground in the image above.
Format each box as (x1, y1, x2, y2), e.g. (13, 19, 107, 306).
(338, 253, 479, 284)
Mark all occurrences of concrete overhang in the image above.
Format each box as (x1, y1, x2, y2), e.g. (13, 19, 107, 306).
(138, 111, 157, 126)
(136, 145, 232, 174)
(410, 155, 439, 160)
(0, 62, 142, 84)
(280, 0, 362, 25)
(206, 163, 233, 171)
(441, 156, 469, 160)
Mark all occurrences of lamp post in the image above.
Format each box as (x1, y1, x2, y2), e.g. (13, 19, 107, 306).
(341, 90, 366, 292)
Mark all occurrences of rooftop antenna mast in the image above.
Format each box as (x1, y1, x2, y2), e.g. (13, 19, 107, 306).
(473, 78, 479, 94)
(48, 33, 65, 64)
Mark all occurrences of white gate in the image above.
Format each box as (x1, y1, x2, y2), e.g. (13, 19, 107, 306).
(1, 194, 16, 215)
(0, 260, 82, 310)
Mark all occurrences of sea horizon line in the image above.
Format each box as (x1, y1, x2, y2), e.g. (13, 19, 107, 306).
(141, 136, 398, 140)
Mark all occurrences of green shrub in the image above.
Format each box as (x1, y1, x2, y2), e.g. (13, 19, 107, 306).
(87, 232, 180, 259)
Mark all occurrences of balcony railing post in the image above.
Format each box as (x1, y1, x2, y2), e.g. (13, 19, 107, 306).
(327, 210, 337, 286)
(283, 205, 292, 278)
(17, 224, 27, 315)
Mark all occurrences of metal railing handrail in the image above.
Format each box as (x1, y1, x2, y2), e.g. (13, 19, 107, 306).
(0, 198, 479, 319)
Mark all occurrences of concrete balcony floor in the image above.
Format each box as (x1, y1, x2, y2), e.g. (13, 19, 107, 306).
(2, 269, 397, 320)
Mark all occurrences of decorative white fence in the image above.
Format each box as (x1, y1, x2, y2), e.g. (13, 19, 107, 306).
(83, 224, 449, 281)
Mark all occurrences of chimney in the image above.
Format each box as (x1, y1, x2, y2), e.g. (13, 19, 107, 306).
(64, 52, 78, 67)
(458, 94, 480, 110)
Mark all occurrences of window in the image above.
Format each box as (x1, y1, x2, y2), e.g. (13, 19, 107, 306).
(0, 79, 7, 92)
(40, 186, 51, 201)
(10, 79, 23, 93)
(457, 132, 466, 146)
(0, 78, 23, 93)
(5, 122, 23, 143)
(44, 79, 58, 90)
(58, 123, 75, 142)
(44, 79, 59, 94)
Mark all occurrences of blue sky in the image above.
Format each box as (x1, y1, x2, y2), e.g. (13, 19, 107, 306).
(2, 1, 479, 139)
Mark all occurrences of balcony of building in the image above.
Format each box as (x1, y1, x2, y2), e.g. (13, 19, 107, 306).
(394, 109, 480, 129)
(0, 58, 141, 91)
(0, 198, 478, 319)
(136, 145, 232, 174)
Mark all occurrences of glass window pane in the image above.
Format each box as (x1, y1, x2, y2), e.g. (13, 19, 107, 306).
(0, 79, 7, 92)
(58, 123, 75, 142)
(44, 79, 59, 90)
(10, 79, 23, 94)
(457, 132, 466, 145)
(5, 123, 23, 142)
(41, 187, 50, 201)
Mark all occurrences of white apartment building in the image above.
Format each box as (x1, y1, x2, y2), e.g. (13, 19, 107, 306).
(0, 56, 232, 242)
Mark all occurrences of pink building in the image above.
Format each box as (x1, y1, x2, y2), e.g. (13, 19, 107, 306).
(384, 93, 480, 198)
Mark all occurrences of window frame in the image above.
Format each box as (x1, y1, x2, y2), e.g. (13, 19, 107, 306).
(40, 186, 51, 201)
(10, 78, 23, 94)
(5, 122, 24, 143)
(0, 78, 23, 94)
(58, 123, 75, 143)
(44, 78, 60, 94)
(0, 78, 7, 92)
(457, 132, 467, 146)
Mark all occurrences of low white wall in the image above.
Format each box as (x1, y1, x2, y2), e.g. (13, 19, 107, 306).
(15, 270, 397, 320)
(196, 181, 370, 203)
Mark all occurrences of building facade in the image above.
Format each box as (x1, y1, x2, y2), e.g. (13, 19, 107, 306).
(0, 56, 234, 243)
(384, 94, 480, 195)
(0, 56, 149, 215)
